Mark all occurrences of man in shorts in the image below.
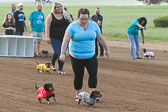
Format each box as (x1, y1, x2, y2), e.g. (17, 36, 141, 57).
(29, 4, 45, 56)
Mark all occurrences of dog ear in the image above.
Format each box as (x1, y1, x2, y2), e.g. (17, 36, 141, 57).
(89, 91, 95, 98)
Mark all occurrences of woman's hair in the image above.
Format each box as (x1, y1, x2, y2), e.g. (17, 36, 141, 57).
(51, 2, 63, 14)
(78, 8, 90, 18)
(3, 13, 15, 26)
(138, 17, 147, 27)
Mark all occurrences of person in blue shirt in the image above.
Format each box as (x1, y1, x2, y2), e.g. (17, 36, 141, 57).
(91, 8, 104, 57)
(59, 8, 110, 101)
(127, 17, 147, 59)
(29, 4, 45, 57)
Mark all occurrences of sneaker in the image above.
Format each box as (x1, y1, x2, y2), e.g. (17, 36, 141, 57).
(75, 95, 79, 102)
(100, 54, 104, 57)
(131, 57, 135, 59)
(58, 71, 66, 75)
(136, 57, 142, 59)
(50, 65, 56, 71)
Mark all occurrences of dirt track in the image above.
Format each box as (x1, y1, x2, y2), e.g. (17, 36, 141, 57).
(0, 40, 168, 112)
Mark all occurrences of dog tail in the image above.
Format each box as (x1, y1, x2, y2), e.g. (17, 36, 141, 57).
(35, 84, 39, 90)
(36, 60, 39, 65)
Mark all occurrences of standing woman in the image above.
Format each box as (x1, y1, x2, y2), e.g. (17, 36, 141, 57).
(45, 2, 72, 74)
(59, 8, 110, 100)
(2, 13, 16, 35)
(127, 17, 147, 59)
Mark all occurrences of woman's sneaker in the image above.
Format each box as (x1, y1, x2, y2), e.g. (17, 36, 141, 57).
(58, 71, 66, 75)
(136, 57, 142, 59)
(50, 65, 56, 71)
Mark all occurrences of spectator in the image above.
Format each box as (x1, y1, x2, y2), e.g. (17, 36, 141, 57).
(91, 8, 104, 57)
(29, 4, 45, 57)
(45, 2, 72, 74)
(59, 8, 110, 100)
(14, 2, 27, 36)
(127, 17, 147, 59)
(2, 13, 16, 35)
(10, 4, 16, 17)
(64, 7, 74, 21)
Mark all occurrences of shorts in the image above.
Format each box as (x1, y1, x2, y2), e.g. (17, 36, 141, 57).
(32, 31, 43, 42)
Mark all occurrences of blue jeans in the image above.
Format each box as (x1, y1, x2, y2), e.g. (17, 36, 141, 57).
(128, 35, 140, 58)
(50, 38, 64, 71)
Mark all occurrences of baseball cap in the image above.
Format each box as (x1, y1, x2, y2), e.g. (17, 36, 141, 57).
(18, 2, 23, 7)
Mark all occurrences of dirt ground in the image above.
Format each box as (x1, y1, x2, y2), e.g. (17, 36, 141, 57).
(0, 40, 168, 112)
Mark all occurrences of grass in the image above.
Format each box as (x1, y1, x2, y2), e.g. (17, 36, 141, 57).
(0, 2, 168, 42)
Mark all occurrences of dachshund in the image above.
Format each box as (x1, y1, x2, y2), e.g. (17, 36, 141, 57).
(36, 61, 51, 74)
(143, 48, 155, 60)
(77, 90, 102, 107)
(35, 83, 56, 104)
(42, 50, 49, 58)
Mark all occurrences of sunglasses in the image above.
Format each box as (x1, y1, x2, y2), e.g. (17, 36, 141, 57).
(54, 5, 62, 9)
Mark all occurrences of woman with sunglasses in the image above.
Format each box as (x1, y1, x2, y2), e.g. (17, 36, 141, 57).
(45, 2, 72, 75)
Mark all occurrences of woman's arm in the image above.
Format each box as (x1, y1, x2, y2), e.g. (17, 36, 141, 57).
(63, 10, 73, 23)
(29, 21, 32, 33)
(97, 33, 110, 57)
(137, 24, 146, 30)
(141, 31, 145, 44)
(24, 22, 27, 32)
(2, 27, 11, 30)
(59, 32, 72, 62)
(45, 14, 52, 44)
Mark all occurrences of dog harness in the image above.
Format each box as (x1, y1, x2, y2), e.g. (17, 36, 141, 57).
(144, 52, 154, 57)
(36, 87, 55, 99)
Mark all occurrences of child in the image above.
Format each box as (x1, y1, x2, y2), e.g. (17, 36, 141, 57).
(2, 13, 16, 35)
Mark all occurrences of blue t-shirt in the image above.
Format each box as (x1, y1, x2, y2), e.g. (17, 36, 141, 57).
(127, 19, 144, 35)
(66, 20, 101, 59)
(29, 11, 44, 32)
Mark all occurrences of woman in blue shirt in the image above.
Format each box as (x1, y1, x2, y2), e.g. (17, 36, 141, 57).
(127, 17, 147, 59)
(59, 8, 110, 101)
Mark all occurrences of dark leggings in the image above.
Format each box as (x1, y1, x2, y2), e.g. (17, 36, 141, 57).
(50, 38, 64, 71)
(70, 55, 98, 90)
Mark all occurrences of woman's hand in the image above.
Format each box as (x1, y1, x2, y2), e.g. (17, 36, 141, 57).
(142, 40, 144, 45)
(12, 28, 16, 32)
(59, 54, 66, 62)
(29, 28, 32, 33)
(105, 49, 110, 58)
(46, 38, 50, 44)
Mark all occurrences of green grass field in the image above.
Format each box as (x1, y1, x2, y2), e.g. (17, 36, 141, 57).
(1, 2, 168, 42)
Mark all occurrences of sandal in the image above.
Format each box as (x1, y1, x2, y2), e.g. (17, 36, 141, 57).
(58, 71, 66, 75)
